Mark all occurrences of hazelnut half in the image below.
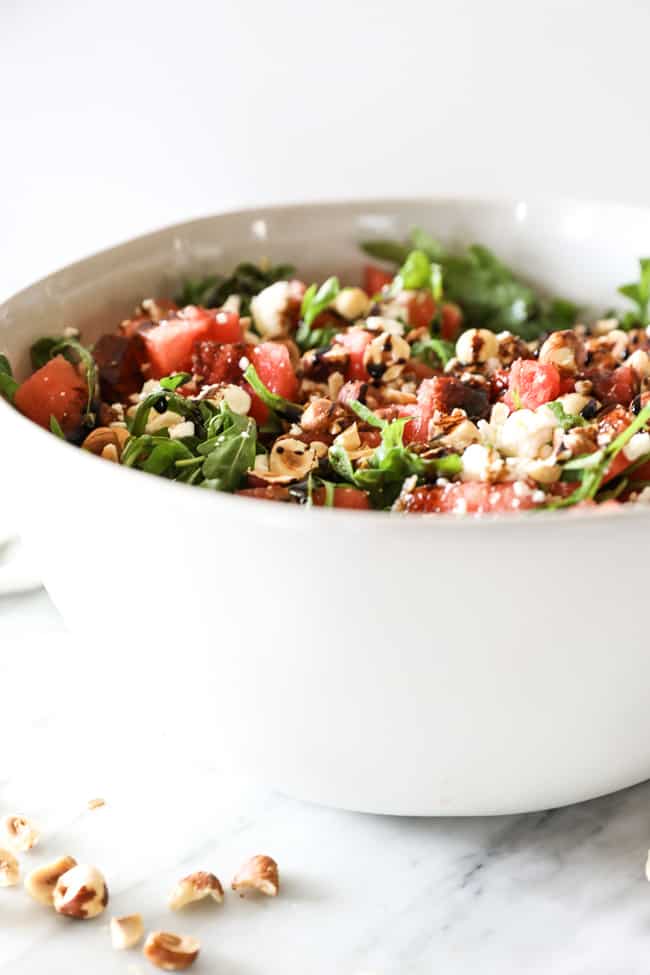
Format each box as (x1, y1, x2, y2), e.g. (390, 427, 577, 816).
(143, 931, 200, 971)
(0, 848, 20, 887)
(231, 854, 279, 897)
(53, 863, 108, 919)
(110, 913, 144, 950)
(81, 426, 130, 461)
(168, 871, 224, 910)
(1, 814, 39, 853)
(25, 855, 78, 906)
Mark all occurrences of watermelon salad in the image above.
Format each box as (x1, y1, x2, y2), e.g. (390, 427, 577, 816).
(2, 230, 650, 516)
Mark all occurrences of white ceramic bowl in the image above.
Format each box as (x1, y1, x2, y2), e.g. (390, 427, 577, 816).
(2, 197, 650, 815)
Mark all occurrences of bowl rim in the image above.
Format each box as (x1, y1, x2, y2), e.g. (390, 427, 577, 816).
(2, 192, 650, 532)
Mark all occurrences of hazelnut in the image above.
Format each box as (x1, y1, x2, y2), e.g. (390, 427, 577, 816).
(268, 438, 318, 479)
(222, 384, 252, 415)
(110, 913, 144, 950)
(81, 426, 130, 461)
(333, 286, 370, 321)
(455, 328, 499, 366)
(1, 815, 39, 853)
(363, 331, 411, 383)
(143, 931, 200, 971)
(539, 330, 585, 373)
(0, 848, 20, 887)
(231, 854, 279, 897)
(53, 863, 108, 919)
(168, 871, 224, 910)
(25, 855, 78, 906)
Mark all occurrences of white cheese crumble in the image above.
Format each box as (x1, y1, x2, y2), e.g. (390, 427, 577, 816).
(460, 444, 505, 482)
(498, 408, 557, 459)
(250, 281, 292, 338)
(169, 421, 195, 440)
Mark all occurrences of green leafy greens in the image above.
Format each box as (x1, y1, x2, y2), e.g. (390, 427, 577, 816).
(176, 261, 295, 316)
(361, 228, 577, 340)
(548, 402, 650, 509)
(0, 355, 19, 403)
(618, 257, 650, 329)
(122, 385, 258, 492)
(328, 400, 461, 508)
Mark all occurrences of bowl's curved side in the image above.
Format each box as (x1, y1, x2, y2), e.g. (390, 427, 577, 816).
(2, 196, 650, 814)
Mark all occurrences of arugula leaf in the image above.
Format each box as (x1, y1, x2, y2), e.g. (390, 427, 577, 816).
(409, 227, 445, 261)
(49, 415, 65, 439)
(549, 402, 650, 508)
(618, 257, 650, 328)
(0, 355, 18, 403)
(545, 400, 587, 431)
(30, 336, 97, 419)
(393, 250, 443, 300)
(294, 320, 338, 353)
(198, 404, 257, 492)
(243, 363, 302, 423)
(348, 399, 386, 429)
(160, 373, 191, 392)
(300, 277, 340, 328)
(410, 335, 455, 369)
(360, 239, 411, 265)
(176, 261, 296, 316)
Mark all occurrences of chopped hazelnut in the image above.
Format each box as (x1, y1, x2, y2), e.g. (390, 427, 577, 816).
(25, 855, 78, 906)
(143, 931, 200, 971)
(1, 815, 39, 853)
(168, 871, 224, 910)
(111, 914, 144, 950)
(53, 863, 108, 919)
(0, 848, 19, 887)
(231, 854, 279, 897)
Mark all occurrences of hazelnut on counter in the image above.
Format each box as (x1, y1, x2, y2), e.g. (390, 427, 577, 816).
(1, 814, 40, 853)
(25, 856, 78, 906)
(53, 863, 109, 919)
(110, 913, 144, 950)
(143, 931, 200, 971)
(0, 848, 20, 887)
(231, 854, 280, 897)
(168, 871, 224, 910)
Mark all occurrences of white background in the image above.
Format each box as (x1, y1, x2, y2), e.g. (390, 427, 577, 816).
(4, 0, 650, 302)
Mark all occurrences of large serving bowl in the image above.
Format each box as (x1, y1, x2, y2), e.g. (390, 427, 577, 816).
(2, 198, 650, 815)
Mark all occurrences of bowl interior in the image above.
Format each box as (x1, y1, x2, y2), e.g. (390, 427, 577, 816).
(2, 196, 650, 381)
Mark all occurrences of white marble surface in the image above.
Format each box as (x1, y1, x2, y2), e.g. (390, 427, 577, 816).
(1, 599, 650, 974)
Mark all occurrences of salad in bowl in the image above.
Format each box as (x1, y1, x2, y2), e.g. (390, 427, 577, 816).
(2, 231, 650, 517)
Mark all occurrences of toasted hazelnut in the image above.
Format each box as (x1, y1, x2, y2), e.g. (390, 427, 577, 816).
(143, 931, 200, 971)
(333, 286, 371, 321)
(456, 328, 499, 366)
(168, 871, 224, 910)
(53, 864, 108, 919)
(82, 426, 130, 461)
(2, 815, 39, 853)
(231, 855, 279, 897)
(25, 855, 78, 906)
(222, 384, 252, 415)
(110, 913, 144, 950)
(269, 438, 318, 479)
(0, 848, 19, 887)
(363, 331, 411, 383)
(539, 330, 585, 373)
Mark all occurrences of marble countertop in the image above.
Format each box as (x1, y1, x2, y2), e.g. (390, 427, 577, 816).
(2, 592, 650, 974)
